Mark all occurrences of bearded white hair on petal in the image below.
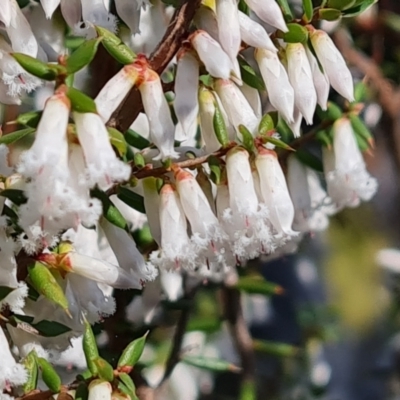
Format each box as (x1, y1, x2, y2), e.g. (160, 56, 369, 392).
(160, 270, 183, 302)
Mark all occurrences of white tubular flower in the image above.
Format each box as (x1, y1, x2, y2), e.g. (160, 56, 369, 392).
(323, 117, 377, 209)
(193, 5, 219, 41)
(288, 108, 302, 138)
(95, 64, 139, 123)
(286, 43, 317, 125)
(0, 327, 27, 391)
(60, 0, 82, 28)
(79, 0, 117, 36)
(238, 11, 277, 52)
(101, 218, 157, 285)
(240, 82, 262, 119)
(190, 30, 233, 79)
(245, 0, 288, 32)
(6, 0, 38, 56)
(142, 177, 162, 245)
(214, 78, 259, 137)
(88, 380, 112, 400)
(255, 148, 297, 237)
(216, 0, 241, 68)
(73, 112, 130, 190)
(174, 50, 200, 140)
(139, 68, 179, 160)
(199, 86, 224, 153)
(150, 183, 194, 271)
(175, 167, 234, 275)
(115, 0, 142, 34)
(255, 48, 294, 124)
(0, 0, 12, 27)
(310, 29, 354, 102)
(305, 46, 330, 111)
(40, 0, 61, 19)
(225, 148, 272, 260)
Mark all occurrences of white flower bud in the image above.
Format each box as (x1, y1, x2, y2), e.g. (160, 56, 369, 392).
(0, 0, 12, 27)
(174, 50, 200, 140)
(238, 11, 277, 52)
(40, 0, 61, 19)
(142, 177, 162, 246)
(240, 82, 262, 119)
(80, 0, 117, 34)
(115, 0, 142, 34)
(95, 64, 139, 123)
(286, 43, 317, 125)
(245, 0, 288, 32)
(73, 112, 130, 190)
(255, 48, 294, 123)
(310, 29, 354, 102)
(191, 30, 233, 79)
(60, 0, 82, 27)
(193, 5, 219, 41)
(139, 69, 179, 160)
(88, 380, 112, 400)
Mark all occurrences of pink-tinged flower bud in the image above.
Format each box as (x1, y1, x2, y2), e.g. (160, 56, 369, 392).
(40, 0, 61, 19)
(95, 64, 139, 122)
(214, 79, 259, 137)
(6, 0, 38, 56)
(305, 46, 330, 111)
(150, 184, 195, 271)
(286, 43, 317, 125)
(115, 0, 142, 34)
(60, 0, 82, 28)
(255, 149, 297, 237)
(0, 0, 12, 27)
(245, 0, 288, 32)
(323, 118, 377, 208)
(73, 112, 130, 190)
(88, 380, 112, 400)
(101, 218, 157, 286)
(310, 29, 354, 102)
(255, 48, 294, 124)
(174, 50, 200, 140)
(0, 326, 28, 391)
(238, 11, 277, 52)
(139, 69, 179, 160)
(190, 30, 233, 80)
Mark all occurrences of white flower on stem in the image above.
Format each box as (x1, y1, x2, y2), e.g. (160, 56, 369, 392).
(0, 0, 12, 27)
(40, 0, 61, 19)
(115, 0, 144, 34)
(240, 82, 262, 119)
(149, 183, 195, 271)
(193, 5, 219, 41)
(225, 147, 273, 260)
(288, 108, 302, 138)
(0, 327, 27, 391)
(73, 111, 130, 190)
(305, 46, 330, 111)
(323, 117, 377, 209)
(190, 30, 233, 80)
(6, 0, 38, 56)
(79, 0, 117, 35)
(245, 0, 288, 32)
(310, 29, 354, 102)
(174, 49, 200, 141)
(255, 148, 297, 237)
(175, 167, 234, 276)
(139, 68, 179, 160)
(88, 380, 112, 400)
(255, 48, 294, 124)
(142, 177, 162, 245)
(238, 11, 277, 52)
(95, 64, 139, 123)
(286, 43, 317, 125)
(214, 78, 259, 137)
(101, 217, 157, 285)
(60, 0, 82, 28)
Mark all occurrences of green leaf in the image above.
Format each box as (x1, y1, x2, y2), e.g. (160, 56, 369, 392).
(12, 53, 59, 80)
(326, 0, 356, 9)
(236, 276, 283, 296)
(283, 23, 309, 43)
(208, 155, 222, 185)
(238, 57, 265, 91)
(260, 135, 294, 151)
(94, 358, 114, 382)
(0, 286, 14, 301)
(238, 125, 255, 152)
(125, 129, 151, 150)
(38, 357, 61, 393)
(302, 0, 314, 22)
(83, 319, 99, 375)
(295, 149, 324, 172)
(276, 0, 294, 21)
(342, 0, 377, 17)
(240, 380, 257, 400)
(354, 81, 369, 102)
(91, 188, 128, 229)
(117, 187, 146, 214)
(67, 87, 98, 114)
(107, 127, 127, 156)
(213, 99, 229, 147)
(258, 114, 275, 135)
(319, 8, 342, 21)
(67, 38, 102, 74)
(28, 263, 70, 314)
(95, 26, 136, 64)
(316, 129, 333, 147)
(118, 373, 139, 400)
(0, 127, 35, 146)
(182, 356, 241, 373)
(17, 0, 30, 7)
(75, 383, 89, 400)
(317, 102, 342, 121)
(253, 339, 299, 357)
(22, 351, 38, 394)
(118, 331, 148, 368)
(238, 0, 250, 14)
(33, 320, 72, 337)
(134, 153, 145, 168)
(17, 111, 42, 128)
(0, 189, 27, 205)
(349, 114, 374, 148)
(186, 317, 221, 333)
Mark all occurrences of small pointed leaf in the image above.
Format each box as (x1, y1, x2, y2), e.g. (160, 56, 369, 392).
(118, 331, 148, 368)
